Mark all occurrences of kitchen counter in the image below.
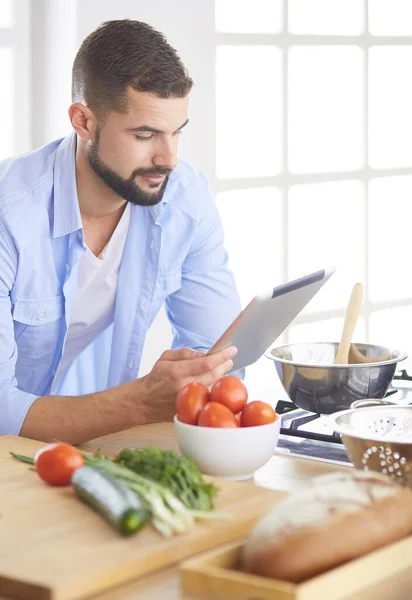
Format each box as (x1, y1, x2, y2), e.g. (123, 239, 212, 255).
(3, 422, 412, 600)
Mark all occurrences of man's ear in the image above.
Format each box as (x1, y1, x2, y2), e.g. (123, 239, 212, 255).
(68, 102, 96, 141)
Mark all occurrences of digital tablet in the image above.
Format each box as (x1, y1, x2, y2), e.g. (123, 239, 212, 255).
(207, 266, 336, 372)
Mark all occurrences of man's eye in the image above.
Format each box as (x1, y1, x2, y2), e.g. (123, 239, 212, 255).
(135, 135, 154, 142)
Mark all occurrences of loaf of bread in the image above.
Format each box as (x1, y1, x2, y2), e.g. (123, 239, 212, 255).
(242, 470, 412, 583)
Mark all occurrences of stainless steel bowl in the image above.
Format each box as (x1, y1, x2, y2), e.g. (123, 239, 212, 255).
(265, 342, 407, 415)
(333, 406, 412, 487)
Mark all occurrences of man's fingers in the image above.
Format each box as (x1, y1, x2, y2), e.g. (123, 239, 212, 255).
(154, 345, 238, 391)
(195, 359, 234, 387)
(159, 348, 203, 362)
(198, 346, 237, 373)
(170, 346, 237, 380)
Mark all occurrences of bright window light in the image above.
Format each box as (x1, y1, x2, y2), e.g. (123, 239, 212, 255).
(369, 0, 412, 36)
(217, 187, 283, 307)
(288, 180, 365, 312)
(369, 47, 412, 168)
(289, 0, 364, 35)
(288, 46, 364, 173)
(215, 0, 283, 34)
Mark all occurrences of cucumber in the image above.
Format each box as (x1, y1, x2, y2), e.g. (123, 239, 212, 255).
(72, 465, 150, 536)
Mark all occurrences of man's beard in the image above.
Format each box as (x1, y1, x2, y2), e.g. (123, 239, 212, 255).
(86, 129, 172, 207)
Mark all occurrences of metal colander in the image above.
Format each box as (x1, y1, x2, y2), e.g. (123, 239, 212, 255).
(333, 406, 412, 487)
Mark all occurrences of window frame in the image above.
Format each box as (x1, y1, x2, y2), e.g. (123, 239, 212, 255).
(214, 0, 412, 343)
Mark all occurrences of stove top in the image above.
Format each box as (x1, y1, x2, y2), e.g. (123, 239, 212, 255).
(274, 369, 412, 466)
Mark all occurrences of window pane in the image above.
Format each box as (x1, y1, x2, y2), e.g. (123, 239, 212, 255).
(215, 0, 283, 33)
(0, 48, 14, 159)
(369, 47, 412, 169)
(288, 317, 366, 344)
(368, 177, 412, 302)
(369, 307, 412, 370)
(289, 0, 364, 35)
(216, 46, 282, 179)
(288, 46, 364, 173)
(0, 0, 14, 28)
(369, 0, 412, 36)
(217, 187, 283, 307)
(288, 181, 365, 312)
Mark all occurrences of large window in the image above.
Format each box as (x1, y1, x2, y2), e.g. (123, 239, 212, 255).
(0, 0, 30, 159)
(215, 0, 412, 399)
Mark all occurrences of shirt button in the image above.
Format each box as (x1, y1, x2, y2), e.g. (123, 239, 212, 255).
(65, 264, 70, 272)
(38, 312, 46, 321)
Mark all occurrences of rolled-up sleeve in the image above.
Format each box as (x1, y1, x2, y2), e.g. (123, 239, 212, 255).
(0, 230, 38, 435)
(165, 175, 244, 378)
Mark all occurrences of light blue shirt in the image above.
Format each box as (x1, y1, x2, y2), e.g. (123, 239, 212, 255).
(0, 133, 242, 435)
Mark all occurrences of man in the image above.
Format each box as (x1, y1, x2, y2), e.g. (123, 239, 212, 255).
(0, 20, 241, 444)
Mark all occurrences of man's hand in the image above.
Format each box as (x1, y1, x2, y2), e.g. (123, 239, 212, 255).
(139, 346, 238, 423)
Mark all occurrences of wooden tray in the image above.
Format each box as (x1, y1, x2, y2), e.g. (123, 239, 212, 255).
(0, 435, 286, 600)
(180, 537, 412, 600)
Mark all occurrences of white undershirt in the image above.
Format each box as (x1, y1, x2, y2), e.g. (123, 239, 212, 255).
(51, 203, 131, 393)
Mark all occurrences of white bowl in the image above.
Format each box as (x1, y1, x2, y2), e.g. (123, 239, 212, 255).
(174, 414, 281, 481)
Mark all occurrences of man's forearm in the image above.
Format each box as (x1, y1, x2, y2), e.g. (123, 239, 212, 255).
(19, 378, 150, 445)
(18, 345, 237, 445)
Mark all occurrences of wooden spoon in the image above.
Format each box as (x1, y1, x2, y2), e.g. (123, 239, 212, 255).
(334, 283, 363, 365)
(348, 344, 391, 364)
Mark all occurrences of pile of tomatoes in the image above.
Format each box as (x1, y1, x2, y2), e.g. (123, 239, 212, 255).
(176, 376, 277, 428)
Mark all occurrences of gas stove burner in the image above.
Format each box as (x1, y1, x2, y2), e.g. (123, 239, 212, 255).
(272, 368, 412, 465)
(276, 399, 343, 444)
(394, 369, 412, 381)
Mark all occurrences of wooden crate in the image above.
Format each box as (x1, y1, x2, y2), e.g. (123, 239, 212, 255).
(180, 537, 412, 600)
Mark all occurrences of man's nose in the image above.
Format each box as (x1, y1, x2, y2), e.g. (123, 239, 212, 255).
(152, 140, 178, 170)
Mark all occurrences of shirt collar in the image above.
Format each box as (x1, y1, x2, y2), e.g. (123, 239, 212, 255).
(52, 132, 82, 238)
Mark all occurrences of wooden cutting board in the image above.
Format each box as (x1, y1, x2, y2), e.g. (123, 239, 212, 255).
(0, 435, 286, 600)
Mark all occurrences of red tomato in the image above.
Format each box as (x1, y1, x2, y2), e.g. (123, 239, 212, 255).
(210, 376, 248, 414)
(176, 382, 210, 425)
(34, 443, 85, 486)
(241, 401, 278, 427)
(198, 402, 238, 428)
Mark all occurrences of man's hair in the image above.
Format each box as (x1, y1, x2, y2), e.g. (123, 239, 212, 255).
(72, 19, 193, 117)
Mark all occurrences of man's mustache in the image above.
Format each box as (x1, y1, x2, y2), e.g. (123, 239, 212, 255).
(129, 167, 172, 181)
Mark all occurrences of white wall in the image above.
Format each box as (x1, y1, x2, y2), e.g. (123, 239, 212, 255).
(31, 0, 78, 148)
(31, 0, 218, 375)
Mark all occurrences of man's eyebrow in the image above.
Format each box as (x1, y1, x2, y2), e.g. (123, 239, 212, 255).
(129, 119, 189, 134)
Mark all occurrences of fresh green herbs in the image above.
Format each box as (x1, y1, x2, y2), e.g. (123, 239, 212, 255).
(114, 446, 219, 511)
